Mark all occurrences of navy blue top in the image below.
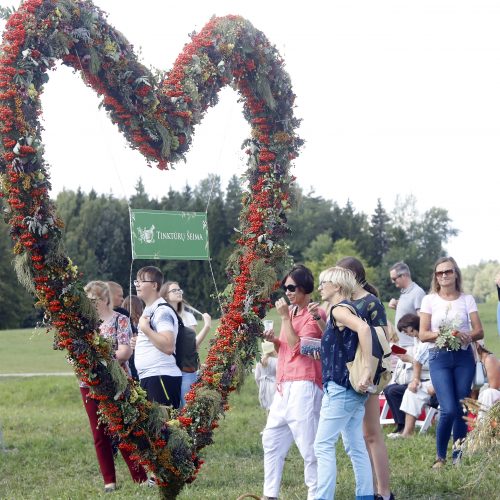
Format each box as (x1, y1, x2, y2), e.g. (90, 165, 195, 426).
(352, 293, 387, 327)
(321, 300, 361, 389)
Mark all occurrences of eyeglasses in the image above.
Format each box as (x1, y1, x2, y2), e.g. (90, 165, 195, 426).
(435, 269, 455, 278)
(282, 284, 297, 293)
(133, 280, 155, 286)
(168, 288, 183, 294)
(391, 274, 404, 282)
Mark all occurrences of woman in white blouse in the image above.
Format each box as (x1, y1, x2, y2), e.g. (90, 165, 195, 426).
(419, 257, 484, 468)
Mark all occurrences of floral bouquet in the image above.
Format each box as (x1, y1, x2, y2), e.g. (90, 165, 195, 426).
(436, 309, 462, 351)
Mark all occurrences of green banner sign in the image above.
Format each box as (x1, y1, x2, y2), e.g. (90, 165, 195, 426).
(129, 209, 210, 260)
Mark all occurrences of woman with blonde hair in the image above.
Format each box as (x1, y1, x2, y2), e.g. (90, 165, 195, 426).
(81, 281, 147, 492)
(335, 257, 394, 500)
(419, 256, 484, 468)
(312, 266, 374, 500)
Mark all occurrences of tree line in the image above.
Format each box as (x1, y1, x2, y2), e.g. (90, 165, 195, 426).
(0, 176, 497, 329)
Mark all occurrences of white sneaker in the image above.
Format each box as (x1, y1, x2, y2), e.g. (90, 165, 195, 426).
(387, 432, 403, 439)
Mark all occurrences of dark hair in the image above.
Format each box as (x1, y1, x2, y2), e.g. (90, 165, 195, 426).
(121, 295, 144, 325)
(430, 256, 463, 294)
(336, 256, 379, 297)
(137, 266, 163, 291)
(281, 264, 314, 294)
(397, 313, 420, 332)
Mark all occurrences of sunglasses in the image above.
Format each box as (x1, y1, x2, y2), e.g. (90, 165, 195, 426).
(435, 269, 455, 278)
(282, 284, 298, 293)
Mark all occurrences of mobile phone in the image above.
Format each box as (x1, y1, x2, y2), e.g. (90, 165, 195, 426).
(391, 344, 407, 355)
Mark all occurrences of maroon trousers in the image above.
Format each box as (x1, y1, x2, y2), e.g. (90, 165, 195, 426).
(80, 387, 147, 485)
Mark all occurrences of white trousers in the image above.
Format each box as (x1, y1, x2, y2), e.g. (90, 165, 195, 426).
(262, 380, 322, 499)
(478, 387, 500, 419)
(400, 380, 433, 418)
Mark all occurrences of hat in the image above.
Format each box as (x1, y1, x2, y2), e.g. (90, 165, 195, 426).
(261, 341, 276, 355)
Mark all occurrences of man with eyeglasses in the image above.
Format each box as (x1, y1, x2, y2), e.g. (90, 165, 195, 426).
(389, 262, 426, 350)
(133, 266, 182, 409)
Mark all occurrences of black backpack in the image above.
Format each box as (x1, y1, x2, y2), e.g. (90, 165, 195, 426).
(149, 302, 197, 371)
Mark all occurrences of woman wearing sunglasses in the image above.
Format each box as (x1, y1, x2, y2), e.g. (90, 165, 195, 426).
(419, 257, 484, 468)
(160, 281, 212, 407)
(261, 264, 326, 500)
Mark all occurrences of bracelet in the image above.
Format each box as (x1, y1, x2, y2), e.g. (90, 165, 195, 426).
(312, 314, 321, 321)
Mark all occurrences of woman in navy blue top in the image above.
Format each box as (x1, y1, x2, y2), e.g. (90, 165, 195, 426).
(312, 266, 374, 500)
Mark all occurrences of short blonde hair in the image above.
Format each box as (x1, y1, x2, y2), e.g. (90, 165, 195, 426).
(84, 280, 111, 306)
(319, 266, 356, 299)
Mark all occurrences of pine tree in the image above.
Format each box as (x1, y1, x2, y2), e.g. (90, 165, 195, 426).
(225, 175, 243, 232)
(368, 198, 390, 266)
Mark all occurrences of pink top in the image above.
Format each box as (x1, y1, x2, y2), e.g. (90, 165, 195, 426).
(276, 305, 326, 389)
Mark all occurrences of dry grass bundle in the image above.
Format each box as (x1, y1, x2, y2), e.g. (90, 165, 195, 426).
(460, 398, 500, 490)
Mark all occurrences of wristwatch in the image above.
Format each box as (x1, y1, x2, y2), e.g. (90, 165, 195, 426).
(312, 314, 321, 321)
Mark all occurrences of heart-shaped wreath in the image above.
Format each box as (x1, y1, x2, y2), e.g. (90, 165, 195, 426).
(0, 0, 302, 498)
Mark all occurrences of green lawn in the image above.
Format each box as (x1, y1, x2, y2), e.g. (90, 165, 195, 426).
(0, 304, 498, 499)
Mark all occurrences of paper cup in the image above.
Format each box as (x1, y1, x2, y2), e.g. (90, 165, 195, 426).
(263, 319, 274, 331)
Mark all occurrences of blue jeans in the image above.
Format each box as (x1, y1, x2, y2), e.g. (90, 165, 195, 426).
(429, 347, 475, 459)
(180, 371, 198, 408)
(497, 302, 500, 336)
(314, 381, 373, 500)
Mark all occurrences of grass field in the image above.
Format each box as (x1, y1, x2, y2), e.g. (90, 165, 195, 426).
(0, 303, 499, 499)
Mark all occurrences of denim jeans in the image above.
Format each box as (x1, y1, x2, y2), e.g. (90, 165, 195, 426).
(497, 302, 500, 336)
(180, 370, 199, 408)
(429, 347, 475, 459)
(384, 383, 408, 428)
(314, 381, 373, 500)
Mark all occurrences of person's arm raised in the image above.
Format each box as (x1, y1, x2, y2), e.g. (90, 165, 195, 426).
(195, 313, 212, 349)
(138, 316, 176, 355)
(275, 297, 298, 348)
(307, 302, 326, 331)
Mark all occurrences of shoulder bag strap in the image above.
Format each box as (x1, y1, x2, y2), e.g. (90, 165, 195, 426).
(329, 302, 358, 328)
